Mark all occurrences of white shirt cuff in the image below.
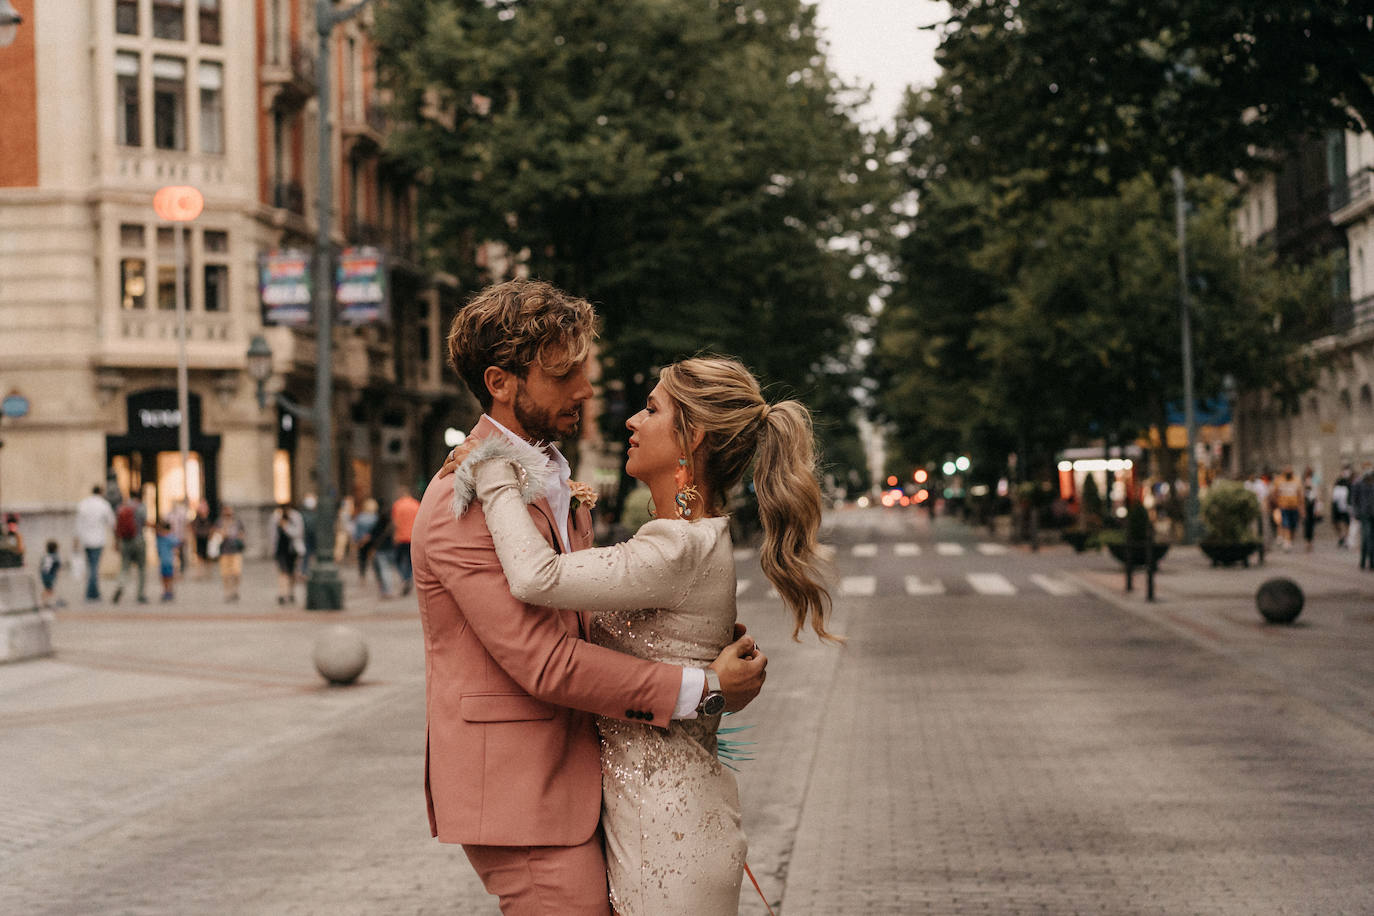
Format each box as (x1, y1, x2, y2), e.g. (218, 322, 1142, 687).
(673, 666, 707, 720)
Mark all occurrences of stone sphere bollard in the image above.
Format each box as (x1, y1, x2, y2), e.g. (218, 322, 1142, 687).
(312, 625, 369, 685)
(1256, 577, 1304, 625)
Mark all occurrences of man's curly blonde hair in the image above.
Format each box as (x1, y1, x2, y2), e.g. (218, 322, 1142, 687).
(447, 279, 598, 410)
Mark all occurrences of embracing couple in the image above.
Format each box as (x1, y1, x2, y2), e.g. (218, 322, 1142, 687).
(412, 279, 839, 915)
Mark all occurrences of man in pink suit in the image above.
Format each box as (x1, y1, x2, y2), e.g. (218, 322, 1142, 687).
(412, 279, 766, 914)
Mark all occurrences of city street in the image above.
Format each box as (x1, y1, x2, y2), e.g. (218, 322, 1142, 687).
(2, 508, 1374, 914)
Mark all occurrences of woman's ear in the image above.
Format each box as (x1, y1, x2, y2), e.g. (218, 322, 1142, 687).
(687, 427, 706, 454)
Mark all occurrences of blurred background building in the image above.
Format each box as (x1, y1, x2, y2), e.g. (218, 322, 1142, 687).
(0, 0, 475, 553)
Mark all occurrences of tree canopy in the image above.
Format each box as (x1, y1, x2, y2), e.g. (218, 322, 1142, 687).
(374, 0, 892, 496)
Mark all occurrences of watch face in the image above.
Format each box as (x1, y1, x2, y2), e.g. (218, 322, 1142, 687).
(702, 692, 726, 716)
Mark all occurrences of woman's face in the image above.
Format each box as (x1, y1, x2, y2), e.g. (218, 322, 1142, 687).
(625, 384, 683, 483)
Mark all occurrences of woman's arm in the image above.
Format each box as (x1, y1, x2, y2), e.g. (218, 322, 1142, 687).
(473, 460, 699, 613)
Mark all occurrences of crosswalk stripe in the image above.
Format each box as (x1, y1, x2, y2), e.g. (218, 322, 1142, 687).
(732, 548, 755, 562)
(904, 575, 946, 596)
(736, 580, 751, 597)
(1030, 574, 1079, 596)
(894, 543, 921, 556)
(840, 575, 876, 597)
(976, 543, 1008, 556)
(967, 572, 1016, 595)
(935, 543, 965, 556)
(851, 544, 878, 557)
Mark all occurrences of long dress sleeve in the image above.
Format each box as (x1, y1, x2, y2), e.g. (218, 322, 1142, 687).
(473, 460, 701, 613)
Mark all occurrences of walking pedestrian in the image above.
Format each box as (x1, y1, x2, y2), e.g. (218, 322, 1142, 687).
(214, 506, 246, 601)
(191, 499, 214, 578)
(111, 494, 148, 604)
(167, 499, 189, 576)
(1273, 467, 1302, 551)
(272, 502, 305, 604)
(0, 512, 24, 568)
(353, 497, 379, 581)
(370, 506, 398, 598)
(155, 520, 179, 602)
(73, 484, 115, 602)
(1331, 468, 1352, 548)
(1302, 467, 1322, 552)
(299, 494, 318, 579)
(390, 484, 420, 596)
(1352, 464, 1374, 570)
(39, 540, 63, 608)
(334, 495, 354, 568)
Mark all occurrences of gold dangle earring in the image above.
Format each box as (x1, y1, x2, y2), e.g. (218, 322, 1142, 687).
(673, 457, 701, 519)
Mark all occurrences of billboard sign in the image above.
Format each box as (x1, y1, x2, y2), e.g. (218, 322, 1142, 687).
(336, 246, 388, 325)
(259, 249, 312, 326)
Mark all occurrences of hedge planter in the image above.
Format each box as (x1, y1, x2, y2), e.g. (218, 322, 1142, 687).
(1062, 530, 1094, 553)
(1106, 541, 1169, 571)
(1199, 541, 1261, 568)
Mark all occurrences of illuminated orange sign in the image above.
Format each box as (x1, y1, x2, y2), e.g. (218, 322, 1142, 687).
(153, 185, 204, 222)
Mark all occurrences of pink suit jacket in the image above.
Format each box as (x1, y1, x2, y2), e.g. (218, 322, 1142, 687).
(412, 417, 683, 847)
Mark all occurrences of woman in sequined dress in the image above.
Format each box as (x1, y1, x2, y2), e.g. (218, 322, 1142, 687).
(452, 356, 841, 915)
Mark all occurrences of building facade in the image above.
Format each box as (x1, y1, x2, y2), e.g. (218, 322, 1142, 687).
(0, 0, 474, 558)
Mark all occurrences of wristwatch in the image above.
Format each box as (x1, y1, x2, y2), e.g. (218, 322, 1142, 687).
(697, 668, 726, 716)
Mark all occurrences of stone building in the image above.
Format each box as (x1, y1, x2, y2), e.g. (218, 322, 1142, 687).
(0, 0, 473, 559)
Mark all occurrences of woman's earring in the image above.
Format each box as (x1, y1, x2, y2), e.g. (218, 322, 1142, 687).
(674, 457, 701, 519)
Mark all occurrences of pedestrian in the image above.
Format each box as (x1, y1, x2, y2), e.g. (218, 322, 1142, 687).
(271, 502, 305, 604)
(167, 499, 189, 576)
(1273, 467, 1302, 551)
(214, 505, 246, 601)
(1332, 467, 1352, 548)
(39, 540, 63, 608)
(1244, 472, 1271, 546)
(112, 494, 148, 604)
(299, 494, 318, 579)
(191, 499, 214, 578)
(0, 512, 24, 568)
(1301, 466, 1322, 552)
(334, 495, 354, 568)
(1352, 463, 1374, 570)
(353, 497, 379, 581)
(390, 484, 420, 596)
(154, 520, 179, 602)
(370, 505, 397, 598)
(73, 484, 115, 602)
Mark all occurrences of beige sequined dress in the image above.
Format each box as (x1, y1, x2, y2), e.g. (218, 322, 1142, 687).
(473, 461, 747, 915)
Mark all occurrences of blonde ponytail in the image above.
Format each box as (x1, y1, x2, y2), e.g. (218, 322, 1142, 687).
(753, 401, 841, 644)
(658, 358, 840, 644)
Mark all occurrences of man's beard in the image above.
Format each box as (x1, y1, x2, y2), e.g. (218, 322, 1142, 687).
(514, 383, 577, 443)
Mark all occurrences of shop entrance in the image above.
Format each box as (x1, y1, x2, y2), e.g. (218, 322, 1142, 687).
(106, 389, 221, 521)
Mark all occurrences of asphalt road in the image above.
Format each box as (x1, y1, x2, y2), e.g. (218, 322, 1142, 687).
(2, 507, 1372, 914)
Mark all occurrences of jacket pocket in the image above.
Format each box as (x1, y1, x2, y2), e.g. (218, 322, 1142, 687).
(460, 693, 557, 723)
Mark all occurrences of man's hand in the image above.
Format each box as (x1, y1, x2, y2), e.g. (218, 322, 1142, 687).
(438, 440, 477, 479)
(709, 623, 767, 713)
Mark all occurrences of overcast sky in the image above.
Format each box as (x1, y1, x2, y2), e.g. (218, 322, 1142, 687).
(809, 0, 948, 128)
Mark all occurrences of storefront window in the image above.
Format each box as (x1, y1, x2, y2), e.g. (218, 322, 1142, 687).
(157, 451, 203, 519)
(273, 449, 293, 505)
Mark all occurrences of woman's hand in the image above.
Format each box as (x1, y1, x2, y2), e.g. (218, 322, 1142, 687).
(438, 439, 478, 479)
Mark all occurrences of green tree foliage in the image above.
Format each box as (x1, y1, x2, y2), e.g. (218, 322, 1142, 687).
(373, 0, 891, 499)
(926, 0, 1374, 194)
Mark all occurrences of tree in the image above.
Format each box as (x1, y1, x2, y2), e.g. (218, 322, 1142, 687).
(374, 0, 892, 504)
(922, 0, 1374, 195)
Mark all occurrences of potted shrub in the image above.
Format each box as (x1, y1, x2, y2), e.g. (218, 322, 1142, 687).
(1102, 503, 1169, 570)
(1199, 480, 1262, 567)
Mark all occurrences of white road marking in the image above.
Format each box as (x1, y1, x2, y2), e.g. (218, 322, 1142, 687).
(851, 543, 878, 557)
(894, 543, 921, 556)
(732, 548, 755, 562)
(936, 543, 965, 556)
(967, 572, 1017, 595)
(736, 580, 751, 597)
(976, 543, 1009, 556)
(904, 575, 946, 596)
(840, 575, 877, 597)
(1030, 574, 1080, 596)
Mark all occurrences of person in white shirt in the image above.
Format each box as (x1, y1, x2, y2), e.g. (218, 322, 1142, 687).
(73, 484, 116, 602)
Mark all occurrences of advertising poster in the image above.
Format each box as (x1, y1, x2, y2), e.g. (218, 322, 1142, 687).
(336, 246, 389, 325)
(259, 250, 312, 326)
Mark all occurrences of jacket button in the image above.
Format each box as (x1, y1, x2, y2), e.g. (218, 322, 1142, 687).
(626, 709, 636, 719)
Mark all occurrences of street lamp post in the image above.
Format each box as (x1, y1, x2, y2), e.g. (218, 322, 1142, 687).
(1173, 167, 1201, 544)
(300, 0, 376, 610)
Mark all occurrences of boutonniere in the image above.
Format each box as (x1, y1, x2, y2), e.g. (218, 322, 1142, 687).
(569, 480, 598, 513)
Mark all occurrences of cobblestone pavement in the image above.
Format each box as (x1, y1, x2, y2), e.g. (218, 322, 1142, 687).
(3, 511, 1373, 914)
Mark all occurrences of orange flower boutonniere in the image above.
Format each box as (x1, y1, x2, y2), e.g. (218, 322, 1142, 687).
(569, 481, 598, 513)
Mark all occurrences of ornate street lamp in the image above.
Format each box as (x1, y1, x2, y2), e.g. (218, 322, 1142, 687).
(246, 335, 273, 409)
(0, 1, 23, 49)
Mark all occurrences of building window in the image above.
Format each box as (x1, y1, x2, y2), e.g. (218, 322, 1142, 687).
(116, 52, 141, 147)
(152, 0, 185, 41)
(153, 56, 187, 151)
(116, 0, 139, 35)
(198, 61, 223, 154)
(204, 229, 229, 312)
(156, 227, 191, 310)
(267, 0, 285, 66)
(121, 258, 147, 310)
(198, 0, 221, 45)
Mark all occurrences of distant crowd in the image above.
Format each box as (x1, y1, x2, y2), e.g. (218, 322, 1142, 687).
(1244, 462, 1374, 568)
(0, 483, 423, 608)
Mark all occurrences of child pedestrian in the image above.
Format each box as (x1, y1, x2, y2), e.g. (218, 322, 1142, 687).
(155, 520, 180, 602)
(40, 540, 63, 608)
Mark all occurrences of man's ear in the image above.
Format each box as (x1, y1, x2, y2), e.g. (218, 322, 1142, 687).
(484, 366, 516, 407)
